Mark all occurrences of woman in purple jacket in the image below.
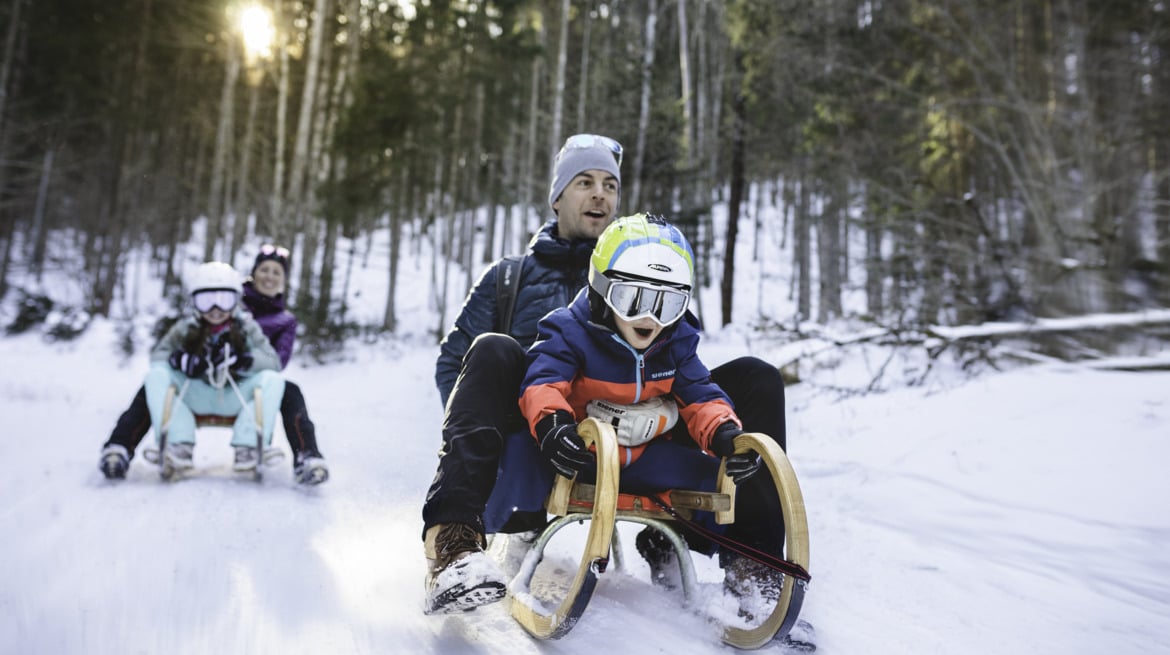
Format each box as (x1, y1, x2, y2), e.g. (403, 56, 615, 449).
(98, 245, 329, 485)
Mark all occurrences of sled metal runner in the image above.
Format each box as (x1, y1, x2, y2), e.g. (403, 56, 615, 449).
(509, 418, 811, 650)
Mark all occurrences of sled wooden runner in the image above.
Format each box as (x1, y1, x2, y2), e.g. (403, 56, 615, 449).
(721, 431, 810, 649)
(509, 417, 619, 639)
(509, 418, 811, 650)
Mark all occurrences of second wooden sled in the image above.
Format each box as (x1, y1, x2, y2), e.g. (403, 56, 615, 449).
(145, 382, 269, 481)
(509, 417, 811, 650)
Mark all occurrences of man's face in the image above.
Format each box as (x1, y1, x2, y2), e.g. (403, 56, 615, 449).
(553, 170, 619, 241)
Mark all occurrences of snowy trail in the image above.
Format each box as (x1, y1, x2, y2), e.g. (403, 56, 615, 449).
(2, 326, 1169, 654)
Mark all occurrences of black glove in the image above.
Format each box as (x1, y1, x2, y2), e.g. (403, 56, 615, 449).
(208, 342, 253, 375)
(168, 349, 208, 378)
(232, 351, 253, 373)
(711, 421, 761, 484)
(536, 410, 594, 478)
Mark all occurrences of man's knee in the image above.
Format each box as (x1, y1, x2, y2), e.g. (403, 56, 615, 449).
(465, 333, 525, 372)
(721, 356, 782, 386)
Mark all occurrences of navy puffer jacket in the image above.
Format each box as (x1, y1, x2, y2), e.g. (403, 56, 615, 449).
(435, 220, 596, 406)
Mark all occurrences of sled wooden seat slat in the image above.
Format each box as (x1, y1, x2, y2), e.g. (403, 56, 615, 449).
(192, 413, 241, 428)
(561, 482, 733, 520)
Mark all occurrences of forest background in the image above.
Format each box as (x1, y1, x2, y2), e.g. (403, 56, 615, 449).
(1, 0, 1168, 358)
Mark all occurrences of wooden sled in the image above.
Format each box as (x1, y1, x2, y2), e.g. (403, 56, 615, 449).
(144, 383, 275, 481)
(509, 417, 810, 650)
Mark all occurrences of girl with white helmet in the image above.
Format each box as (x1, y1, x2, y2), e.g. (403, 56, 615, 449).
(141, 261, 285, 473)
(100, 247, 328, 484)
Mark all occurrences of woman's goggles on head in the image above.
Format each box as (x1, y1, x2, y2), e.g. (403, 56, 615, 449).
(192, 289, 238, 313)
(598, 276, 689, 327)
(256, 243, 290, 270)
(560, 134, 623, 168)
(260, 244, 290, 258)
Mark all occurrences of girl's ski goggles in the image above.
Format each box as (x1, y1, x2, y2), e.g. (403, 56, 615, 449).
(192, 289, 239, 313)
(560, 134, 623, 168)
(598, 277, 689, 327)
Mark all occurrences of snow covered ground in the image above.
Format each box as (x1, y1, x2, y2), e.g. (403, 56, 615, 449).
(1, 317, 1168, 654)
(3, 204, 1169, 653)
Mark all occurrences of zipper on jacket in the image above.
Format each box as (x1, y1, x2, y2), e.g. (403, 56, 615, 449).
(610, 334, 646, 403)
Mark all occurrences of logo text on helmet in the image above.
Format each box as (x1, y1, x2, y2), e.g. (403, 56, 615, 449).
(648, 263, 673, 273)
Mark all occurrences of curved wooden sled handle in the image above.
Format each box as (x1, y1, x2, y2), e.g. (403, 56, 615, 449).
(720, 432, 811, 650)
(511, 417, 620, 639)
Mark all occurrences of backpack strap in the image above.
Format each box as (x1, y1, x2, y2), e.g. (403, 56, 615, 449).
(495, 254, 526, 336)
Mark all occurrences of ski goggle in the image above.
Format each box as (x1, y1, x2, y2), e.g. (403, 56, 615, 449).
(256, 243, 290, 268)
(559, 134, 623, 168)
(259, 243, 289, 258)
(599, 278, 689, 327)
(192, 289, 238, 313)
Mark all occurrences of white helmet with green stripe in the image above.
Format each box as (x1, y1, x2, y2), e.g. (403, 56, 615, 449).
(589, 213, 695, 292)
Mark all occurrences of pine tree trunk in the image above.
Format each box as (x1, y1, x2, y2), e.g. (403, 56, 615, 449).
(0, 0, 23, 138)
(676, 0, 693, 167)
(311, 2, 360, 326)
(0, 0, 20, 298)
(270, 0, 290, 240)
(206, 38, 240, 262)
(816, 183, 843, 323)
(630, 0, 658, 211)
(30, 147, 53, 281)
(283, 0, 331, 246)
(384, 129, 412, 332)
(574, 0, 593, 133)
(796, 173, 811, 322)
(865, 200, 885, 319)
(522, 44, 542, 246)
(230, 81, 261, 263)
(721, 50, 746, 327)
(548, 0, 570, 164)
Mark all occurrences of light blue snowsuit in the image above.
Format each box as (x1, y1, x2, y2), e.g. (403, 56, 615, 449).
(145, 311, 285, 447)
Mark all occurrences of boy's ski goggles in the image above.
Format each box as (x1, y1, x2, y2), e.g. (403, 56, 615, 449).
(598, 278, 689, 327)
(192, 289, 239, 313)
(560, 134, 623, 168)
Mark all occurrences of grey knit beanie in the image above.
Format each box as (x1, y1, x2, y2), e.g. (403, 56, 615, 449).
(547, 142, 622, 213)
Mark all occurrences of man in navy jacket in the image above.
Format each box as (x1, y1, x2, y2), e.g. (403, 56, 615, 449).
(421, 135, 788, 616)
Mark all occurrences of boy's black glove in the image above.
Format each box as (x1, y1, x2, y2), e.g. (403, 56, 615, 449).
(710, 421, 761, 484)
(168, 349, 208, 378)
(536, 410, 593, 478)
